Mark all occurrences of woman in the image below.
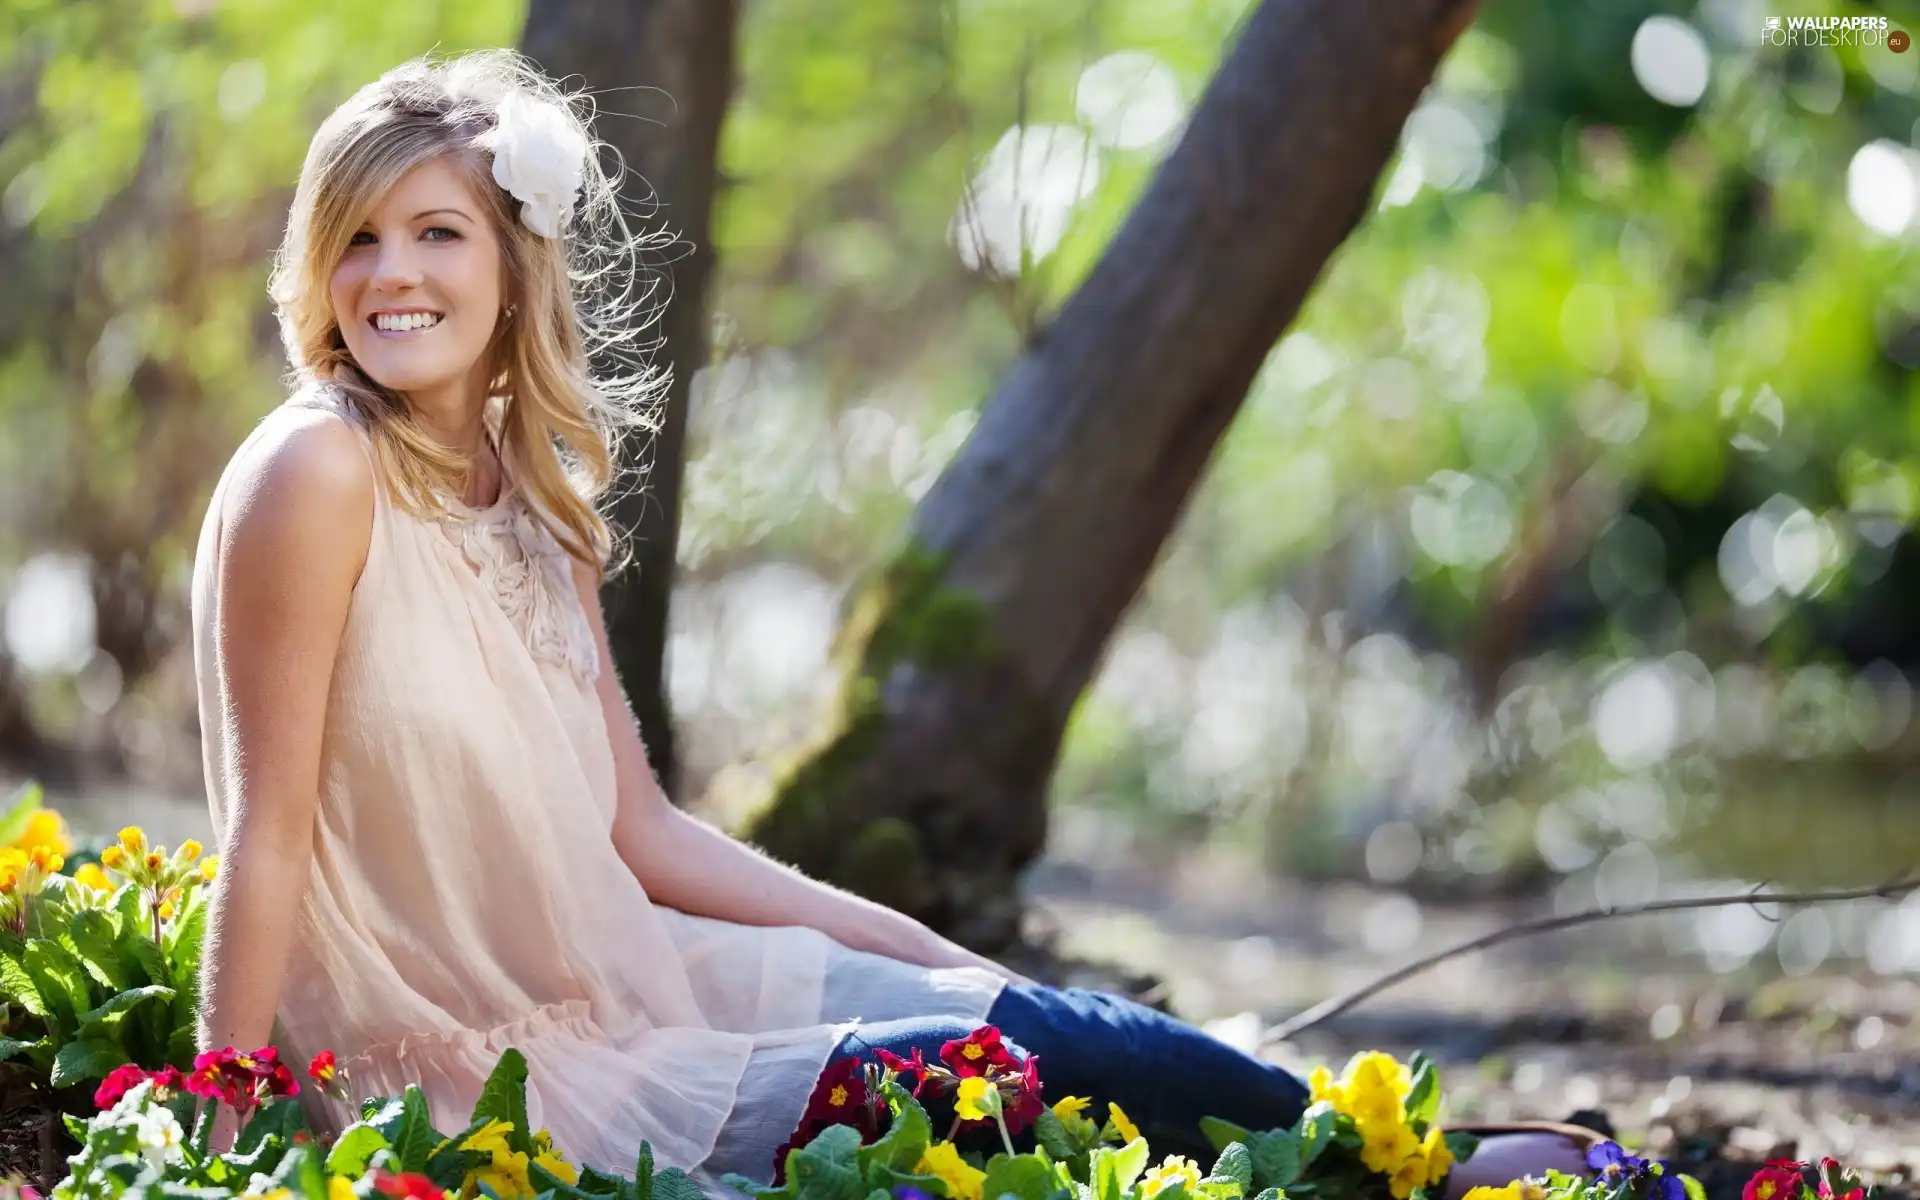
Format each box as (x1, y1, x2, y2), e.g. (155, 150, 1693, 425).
(188, 49, 1587, 1198)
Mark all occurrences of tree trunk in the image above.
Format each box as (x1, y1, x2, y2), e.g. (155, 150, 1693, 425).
(741, 0, 1479, 950)
(520, 0, 741, 802)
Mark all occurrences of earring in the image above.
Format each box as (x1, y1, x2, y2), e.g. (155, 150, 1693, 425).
(504, 304, 518, 319)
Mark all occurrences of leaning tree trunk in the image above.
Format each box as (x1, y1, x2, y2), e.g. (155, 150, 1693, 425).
(520, 0, 741, 801)
(742, 0, 1481, 950)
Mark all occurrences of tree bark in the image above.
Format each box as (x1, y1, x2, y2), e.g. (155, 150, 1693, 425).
(520, 0, 741, 802)
(741, 0, 1479, 950)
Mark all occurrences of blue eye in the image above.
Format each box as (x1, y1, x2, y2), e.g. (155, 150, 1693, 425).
(424, 226, 461, 242)
(349, 231, 376, 246)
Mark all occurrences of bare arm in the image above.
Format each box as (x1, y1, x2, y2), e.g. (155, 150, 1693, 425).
(196, 413, 374, 1065)
(574, 561, 1030, 985)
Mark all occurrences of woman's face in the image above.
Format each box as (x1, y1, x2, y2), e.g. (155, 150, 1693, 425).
(330, 155, 506, 401)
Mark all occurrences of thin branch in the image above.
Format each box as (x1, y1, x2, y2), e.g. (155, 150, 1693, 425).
(1259, 871, 1920, 1045)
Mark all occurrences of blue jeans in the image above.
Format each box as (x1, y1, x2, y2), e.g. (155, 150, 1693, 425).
(827, 983, 1309, 1162)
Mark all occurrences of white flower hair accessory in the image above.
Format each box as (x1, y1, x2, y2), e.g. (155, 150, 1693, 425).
(489, 90, 589, 239)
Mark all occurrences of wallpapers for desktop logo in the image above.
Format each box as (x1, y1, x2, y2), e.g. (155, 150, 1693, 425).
(1761, 14, 1907, 51)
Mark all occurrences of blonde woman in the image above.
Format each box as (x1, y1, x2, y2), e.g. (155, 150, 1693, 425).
(188, 50, 1590, 1198)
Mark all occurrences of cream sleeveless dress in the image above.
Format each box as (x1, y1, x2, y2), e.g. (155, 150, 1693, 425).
(187, 388, 1004, 1195)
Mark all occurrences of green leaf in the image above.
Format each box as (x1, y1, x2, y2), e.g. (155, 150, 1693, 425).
(472, 1047, 531, 1156)
(784, 1125, 865, 1200)
(24, 937, 92, 1034)
(167, 900, 208, 1002)
(982, 1154, 1059, 1200)
(1442, 1132, 1480, 1169)
(1036, 1108, 1082, 1162)
(0, 783, 43, 847)
(49, 1037, 129, 1088)
(235, 1096, 306, 1158)
(635, 1141, 655, 1200)
(1212, 1143, 1254, 1190)
(1297, 1109, 1337, 1173)
(1201, 1117, 1255, 1155)
(76, 983, 175, 1038)
(647, 1168, 706, 1200)
(1682, 1176, 1706, 1200)
(62, 1112, 89, 1143)
(0, 1036, 45, 1065)
(61, 909, 130, 993)
(858, 1080, 929, 1174)
(164, 1023, 198, 1071)
(1110, 1138, 1150, 1192)
(326, 1124, 393, 1177)
(389, 1086, 437, 1173)
(575, 1166, 629, 1196)
(1249, 1132, 1301, 1192)
(0, 942, 46, 1017)
(1250, 1189, 1285, 1200)
(122, 931, 170, 991)
(1404, 1054, 1440, 1128)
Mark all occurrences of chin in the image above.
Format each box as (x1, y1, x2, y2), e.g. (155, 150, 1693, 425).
(354, 354, 465, 394)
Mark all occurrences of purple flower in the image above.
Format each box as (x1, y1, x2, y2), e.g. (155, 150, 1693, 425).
(1649, 1172, 1686, 1200)
(893, 1189, 937, 1200)
(1588, 1142, 1649, 1179)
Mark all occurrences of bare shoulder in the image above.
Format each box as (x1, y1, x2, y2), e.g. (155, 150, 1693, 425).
(217, 404, 376, 586)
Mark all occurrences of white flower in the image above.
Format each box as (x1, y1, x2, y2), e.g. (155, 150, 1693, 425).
(130, 1106, 183, 1171)
(490, 90, 589, 239)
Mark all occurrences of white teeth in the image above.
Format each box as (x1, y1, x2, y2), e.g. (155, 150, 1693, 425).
(374, 312, 442, 332)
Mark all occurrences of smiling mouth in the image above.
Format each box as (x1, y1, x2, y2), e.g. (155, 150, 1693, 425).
(369, 311, 445, 333)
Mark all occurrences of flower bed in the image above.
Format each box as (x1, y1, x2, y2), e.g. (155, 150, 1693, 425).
(0, 787, 1890, 1200)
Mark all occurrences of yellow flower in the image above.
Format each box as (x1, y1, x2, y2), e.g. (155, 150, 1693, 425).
(1461, 1188, 1523, 1200)
(176, 839, 203, 864)
(1348, 1083, 1405, 1130)
(1106, 1101, 1140, 1145)
(1346, 1052, 1413, 1101)
(460, 1119, 517, 1158)
(1421, 1127, 1454, 1186)
(1051, 1095, 1091, 1121)
(468, 1153, 530, 1200)
(14, 811, 69, 856)
(1309, 1064, 1349, 1109)
(144, 851, 164, 872)
(329, 1177, 357, 1200)
(915, 1143, 984, 1200)
(954, 1075, 997, 1121)
(1359, 1120, 1420, 1176)
(530, 1129, 578, 1186)
(1390, 1149, 1431, 1200)
(72, 863, 111, 892)
(200, 854, 220, 881)
(1140, 1156, 1204, 1199)
(260, 1191, 294, 1200)
(100, 845, 126, 871)
(118, 827, 146, 857)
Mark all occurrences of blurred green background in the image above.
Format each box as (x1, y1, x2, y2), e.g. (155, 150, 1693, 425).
(1, 0, 1919, 985)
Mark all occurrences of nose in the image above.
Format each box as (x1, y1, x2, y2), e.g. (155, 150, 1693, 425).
(369, 239, 424, 294)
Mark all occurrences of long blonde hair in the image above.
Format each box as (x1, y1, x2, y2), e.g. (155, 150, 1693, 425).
(268, 49, 666, 569)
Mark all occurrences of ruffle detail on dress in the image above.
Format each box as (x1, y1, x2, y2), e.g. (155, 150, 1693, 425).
(439, 496, 601, 686)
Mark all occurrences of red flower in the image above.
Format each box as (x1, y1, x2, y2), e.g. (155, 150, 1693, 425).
(150, 1066, 185, 1094)
(309, 1050, 338, 1085)
(188, 1045, 294, 1112)
(94, 1064, 154, 1111)
(1767, 1161, 1810, 1172)
(939, 1026, 1018, 1078)
(874, 1046, 936, 1097)
(1745, 1167, 1806, 1200)
(373, 1171, 443, 1200)
(266, 1062, 301, 1097)
(1002, 1054, 1045, 1136)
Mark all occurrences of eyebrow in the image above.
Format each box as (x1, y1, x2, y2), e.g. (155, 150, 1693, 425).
(413, 208, 472, 222)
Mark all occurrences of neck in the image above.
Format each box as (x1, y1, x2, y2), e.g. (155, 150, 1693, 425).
(402, 358, 502, 506)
